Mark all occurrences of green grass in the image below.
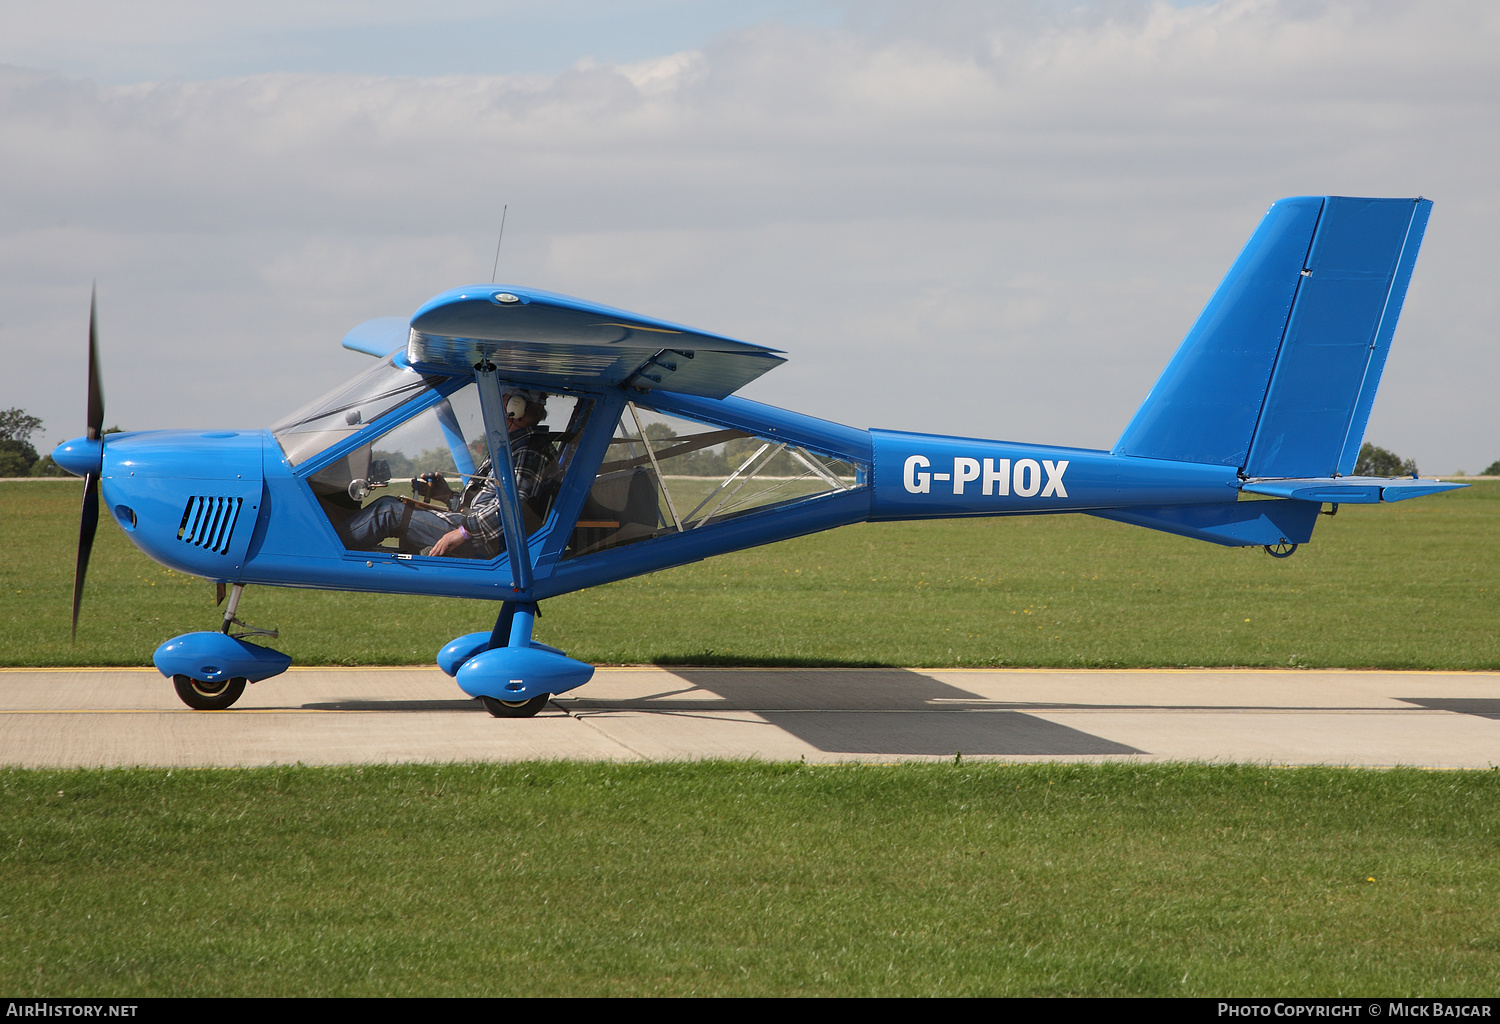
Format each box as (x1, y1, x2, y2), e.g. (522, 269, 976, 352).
(3, 761, 1498, 997)
(5, 480, 1498, 668)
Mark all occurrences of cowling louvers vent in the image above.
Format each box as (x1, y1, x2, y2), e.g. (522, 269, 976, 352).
(176, 496, 244, 555)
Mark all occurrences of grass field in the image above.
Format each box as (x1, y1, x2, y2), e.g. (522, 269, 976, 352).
(3, 761, 1498, 997)
(4, 479, 1496, 669)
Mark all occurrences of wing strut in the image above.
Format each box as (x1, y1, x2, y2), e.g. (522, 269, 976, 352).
(473, 364, 534, 596)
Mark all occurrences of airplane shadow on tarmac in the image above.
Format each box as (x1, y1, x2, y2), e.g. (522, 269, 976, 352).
(573, 668, 1147, 758)
(293, 685, 1500, 760)
(1396, 698, 1500, 720)
(302, 699, 485, 712)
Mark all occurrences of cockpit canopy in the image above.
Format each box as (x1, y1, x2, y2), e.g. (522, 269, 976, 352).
(271, 358, 865, 565)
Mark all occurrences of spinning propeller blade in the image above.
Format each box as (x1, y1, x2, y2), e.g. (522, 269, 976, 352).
(72, 472, 98, 640)
(86, 286, 104, 441)
(72, 287, 105, 640)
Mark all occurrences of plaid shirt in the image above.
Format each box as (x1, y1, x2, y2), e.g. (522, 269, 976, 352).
(445, 425, 557, 557)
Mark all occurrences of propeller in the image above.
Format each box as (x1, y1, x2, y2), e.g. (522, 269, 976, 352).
(71, 286, 105, 639)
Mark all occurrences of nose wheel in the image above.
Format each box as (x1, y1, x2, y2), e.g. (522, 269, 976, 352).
(478, 694, 551, 718)
(173, 674, 247, 711)
(156, 586, 289, 711)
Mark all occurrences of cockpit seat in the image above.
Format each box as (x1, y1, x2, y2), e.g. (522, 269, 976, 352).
(569, 467, 661, 556)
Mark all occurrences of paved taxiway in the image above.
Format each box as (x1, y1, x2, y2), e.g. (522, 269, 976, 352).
(3, 666, 1497, 769)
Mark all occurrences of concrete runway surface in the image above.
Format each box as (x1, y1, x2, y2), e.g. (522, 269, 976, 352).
(2, 666, 1497, 769)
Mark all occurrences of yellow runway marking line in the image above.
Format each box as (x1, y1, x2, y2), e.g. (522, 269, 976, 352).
(922, 667, 1500, 678)
(0, 666, 159, 673)
(0, 708, 412, 715)
(0, 665, 437, 674)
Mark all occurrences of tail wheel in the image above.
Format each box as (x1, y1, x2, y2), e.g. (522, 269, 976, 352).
(173, 674, 247, 711)
(1263, 541, 1299, 558)
(478, 694, 550, 718)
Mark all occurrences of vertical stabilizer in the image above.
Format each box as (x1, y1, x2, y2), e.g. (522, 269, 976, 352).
(1113, 197, 1431, 477)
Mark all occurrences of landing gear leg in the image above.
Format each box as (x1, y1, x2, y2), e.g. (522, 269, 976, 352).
(219, 583, 278, 640)
(221, 583, 244, 633)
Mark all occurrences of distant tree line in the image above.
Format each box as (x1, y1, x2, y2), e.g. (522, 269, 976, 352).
(1354, 443, 1417, 478)
(371, 446, 461, 483)
(0, 408, 121, 477)
(1352, 443, 1500, 478)
(0, 409, 67, 477)
(640, 421, 805, 476)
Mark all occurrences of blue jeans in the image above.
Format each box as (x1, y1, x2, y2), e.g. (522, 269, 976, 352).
(339, 496, 464, 554)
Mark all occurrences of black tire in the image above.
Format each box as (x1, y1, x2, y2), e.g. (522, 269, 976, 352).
(173, 674, 247, 711)
(478, 694, 550, 718)
(1263, 541, 1299, 559)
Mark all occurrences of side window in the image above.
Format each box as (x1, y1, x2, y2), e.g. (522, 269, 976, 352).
(307, 383, 590, 558)
(566, 402, 865, 558)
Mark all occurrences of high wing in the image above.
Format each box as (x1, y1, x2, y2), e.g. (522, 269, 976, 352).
(343, 285, 786, 400)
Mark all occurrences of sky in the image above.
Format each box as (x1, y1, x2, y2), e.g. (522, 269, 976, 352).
(2, 0, 1496, 473)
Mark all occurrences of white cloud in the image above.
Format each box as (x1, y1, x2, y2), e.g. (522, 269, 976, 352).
(2, 0, 1495, 472)
(0, 1, 843, 82)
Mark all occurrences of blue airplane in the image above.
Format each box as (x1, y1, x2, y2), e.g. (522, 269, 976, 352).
(53, 195, 1461, 714)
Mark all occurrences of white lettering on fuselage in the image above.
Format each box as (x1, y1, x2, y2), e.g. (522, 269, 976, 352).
(903, 455, 931, 493)
(902, 455, 1068, 498)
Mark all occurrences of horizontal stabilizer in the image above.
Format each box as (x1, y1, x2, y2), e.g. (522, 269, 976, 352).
(403, 285, 785, 399)
(1089, 499, 1321, 547)
(1241, 477, 1466, 504)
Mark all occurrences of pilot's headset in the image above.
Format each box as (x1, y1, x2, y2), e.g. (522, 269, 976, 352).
(504, 389, 548, 422)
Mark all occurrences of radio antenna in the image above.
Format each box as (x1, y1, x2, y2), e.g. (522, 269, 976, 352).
(490, 205, 508, 283)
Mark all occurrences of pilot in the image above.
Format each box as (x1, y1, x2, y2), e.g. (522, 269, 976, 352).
(338, 389, 559, 558)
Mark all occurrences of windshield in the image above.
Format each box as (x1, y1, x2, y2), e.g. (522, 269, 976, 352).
(270, 356, 443, 467)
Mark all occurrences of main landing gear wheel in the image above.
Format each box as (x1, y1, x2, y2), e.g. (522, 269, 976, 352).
(478, 694, 551, 718)
(173, 674, 247, 711)
(1263, 541, 1299, 558)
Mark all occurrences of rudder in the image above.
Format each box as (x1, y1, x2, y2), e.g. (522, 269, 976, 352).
(1245, 197, 1430, 477)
